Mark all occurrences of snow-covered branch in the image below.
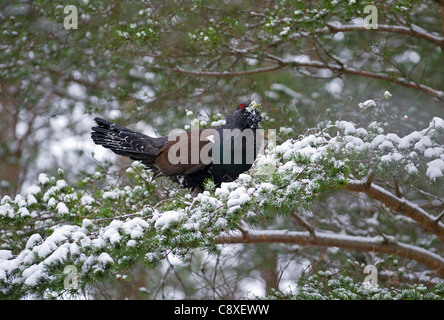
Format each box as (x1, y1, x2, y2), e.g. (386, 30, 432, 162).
(174, 56, 444, 102)
(347, 181, 444, 242)
(175, 64, 286, 77)
(325, 22, 444, 49)
(216, 229, 444, 277)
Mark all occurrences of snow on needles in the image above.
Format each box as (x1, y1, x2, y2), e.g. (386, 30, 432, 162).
(0, 217, 152, 289)
(0, 116, 443, 295)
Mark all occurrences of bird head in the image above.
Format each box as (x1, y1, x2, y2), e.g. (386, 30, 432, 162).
(225, 101, 262, 130)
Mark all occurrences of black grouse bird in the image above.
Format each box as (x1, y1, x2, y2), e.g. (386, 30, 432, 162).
(91, 101, 262, 193)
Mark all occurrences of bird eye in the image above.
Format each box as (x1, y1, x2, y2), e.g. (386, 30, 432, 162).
(238, 104, 245, 110)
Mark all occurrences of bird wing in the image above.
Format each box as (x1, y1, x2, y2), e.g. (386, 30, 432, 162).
(153, 129, 216, 178)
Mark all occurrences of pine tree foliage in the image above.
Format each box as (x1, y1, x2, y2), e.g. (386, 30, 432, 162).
(265, 268, 444, 300)
(2, 0, 444, 299)
(1, 107, 443, 299)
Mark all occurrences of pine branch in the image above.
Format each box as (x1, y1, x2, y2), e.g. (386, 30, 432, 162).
(436, 209, 444, 224)
(291, 211, 316, 238)
(282, 59, 444, 101)
(346, 180, 444, 242)
(216, 229, 444, 277)
(174, 55, 444, 102)
(175, 64, 285, 77)
(325, 22, 444, 49)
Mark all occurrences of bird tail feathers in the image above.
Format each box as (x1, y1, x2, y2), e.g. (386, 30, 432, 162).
(91, 117, 159, 164)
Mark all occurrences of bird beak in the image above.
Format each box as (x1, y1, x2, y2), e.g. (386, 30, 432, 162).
(245, 101, 262, 129)
(246, 101, 260, 112)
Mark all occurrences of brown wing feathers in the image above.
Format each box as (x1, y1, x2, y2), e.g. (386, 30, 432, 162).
(92, 118, 215, 179)
(153, 129, 216, 178)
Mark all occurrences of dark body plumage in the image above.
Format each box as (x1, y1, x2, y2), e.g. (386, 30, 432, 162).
(91, 102, 262, 193)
